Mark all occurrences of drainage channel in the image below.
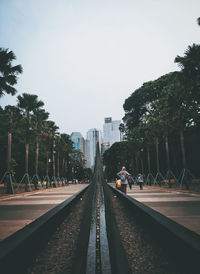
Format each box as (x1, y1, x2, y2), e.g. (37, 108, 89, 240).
(86, 174, 111, 274)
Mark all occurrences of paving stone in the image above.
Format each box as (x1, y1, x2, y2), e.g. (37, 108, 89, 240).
(0, 184, 88, 241)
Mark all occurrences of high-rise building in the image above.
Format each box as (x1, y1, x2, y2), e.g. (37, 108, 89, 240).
(102, 117, 123, 152)
(85, 139, 91, 168)
(111, 120, 122, 145)
(70, 132, 85, 154)
(85, 128, 101, 169)
(103, 117, 112, 144)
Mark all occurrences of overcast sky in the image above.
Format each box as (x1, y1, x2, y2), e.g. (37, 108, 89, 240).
(0, 0, 199, 138)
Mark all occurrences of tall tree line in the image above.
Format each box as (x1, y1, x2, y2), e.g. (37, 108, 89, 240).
(0, 48, 90, 186)
(103, 18, 200, 180)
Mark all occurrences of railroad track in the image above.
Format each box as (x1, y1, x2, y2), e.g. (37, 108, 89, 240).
(0, 147, 200, 273)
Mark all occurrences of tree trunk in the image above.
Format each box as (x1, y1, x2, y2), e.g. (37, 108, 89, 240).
(135, 156, 139, 175)
(65, 160, 68, 178)
(165, 135, 172, 187)
(7, 109, 12, 172)
(24, 143, 29, 191)
(140, 158, 144, 174)
(180, 129, 186, 168)
(25, 143, 29, 174)
(62, 158, 65, 177)
(7, 131, 14, 194)
(35, 138, 39, 175)
(52, 139, 56, 187)
(57, 151, 60, 178)
(156, 137, 160, 173)
(52, 152, 56, 178)
(7, 132, 12, 172)
(46, 151, 49, 176)
(147, 146, 151, 173)
(171, 143, 178, 174)
(165, 135, 170, 170)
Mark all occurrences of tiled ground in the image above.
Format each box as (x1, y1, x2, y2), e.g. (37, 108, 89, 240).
(126, 185, 200, 234)
(0, 184, 87, 241)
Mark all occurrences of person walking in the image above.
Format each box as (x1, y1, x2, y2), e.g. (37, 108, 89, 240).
(116, 166, 130, 194)
(137, 173, 143, 190)
(128, 175, 134, 190)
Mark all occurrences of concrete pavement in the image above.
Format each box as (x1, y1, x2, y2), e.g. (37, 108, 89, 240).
(0, 184, 88, 241)
(127, 185, 200, 235)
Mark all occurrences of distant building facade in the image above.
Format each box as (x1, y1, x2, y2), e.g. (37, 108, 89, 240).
(101, 142, 110, 156)
(70, 119, 122, 169)
(70, 132, 85, 154)
(85, 128, 101, 169)
(102, 117, 123, 154)
(70, 132, 85, 164)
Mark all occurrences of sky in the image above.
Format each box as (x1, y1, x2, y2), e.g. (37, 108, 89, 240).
(0, 0, 199, 138)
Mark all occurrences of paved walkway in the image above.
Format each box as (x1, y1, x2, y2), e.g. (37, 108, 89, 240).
(126, 185, 200, 235)
(0, 184, 87, 241)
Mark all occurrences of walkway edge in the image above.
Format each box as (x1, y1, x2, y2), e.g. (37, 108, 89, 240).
(0, 185, 89, 274)
(108, 184, 200, 274)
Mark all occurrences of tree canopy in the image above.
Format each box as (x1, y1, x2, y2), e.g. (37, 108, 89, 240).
(0, 48, 22, 98)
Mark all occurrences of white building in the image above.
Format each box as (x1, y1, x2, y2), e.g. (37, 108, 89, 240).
(102, 117, 122, 152)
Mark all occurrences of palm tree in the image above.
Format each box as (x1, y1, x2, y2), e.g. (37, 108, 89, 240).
(0, 48, 22, 98)
(175, 44, 200, 98)
(17, 93, 44, 190)
(42, 120, 58, 187)
(59, 134, 73, 179)
(175, 46, 200, 169)
(32, 109, 49, 176)
(55, 134, 61, 180)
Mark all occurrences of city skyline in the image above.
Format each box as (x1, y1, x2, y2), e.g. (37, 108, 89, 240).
(70, 117, 122, 169)
(70, 117, 122, 139)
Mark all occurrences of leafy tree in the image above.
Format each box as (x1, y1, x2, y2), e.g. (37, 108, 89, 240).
(17, 93, 44, 189)
(174, 43, 200, 167)
(32, 109, 49, 175)
(43, 120, 59, 181)
(59, 133, 73, 178)
(83, 168, 93, 181)
(123, 73, 176, 174)
(0, 48, 22, 98)
(175, 44, 200, 103)
(103, 141, 135, 180)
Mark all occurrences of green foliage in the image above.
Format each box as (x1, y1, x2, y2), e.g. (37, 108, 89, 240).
(83, 168, 93, 179)
(0, 48, 22, 98)
(103, 141, 136, 180)
(0, 48, 87, 182)
(104, 19, 200, 177)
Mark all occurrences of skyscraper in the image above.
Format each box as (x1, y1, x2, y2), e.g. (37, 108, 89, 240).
(85, 128, 101, 169)
(102, 117, 122, 153)
(70, 132, 85, 154)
